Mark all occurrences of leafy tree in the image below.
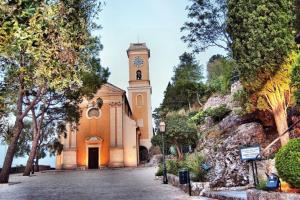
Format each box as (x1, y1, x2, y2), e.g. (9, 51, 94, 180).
(295, 0, 300, 34)
(1, 121, 32, 158)
(172, 53, 203, 83)
(151, 133, 172, 155)
(181, 0, 231, 53)
(161, 53, 206, 111)
(292, 53, 300, 106)
(227, 0, 296, 146)
(206, 55, 235, 93)
(160, 113, 198, 160)
(0, 0, 106, 183)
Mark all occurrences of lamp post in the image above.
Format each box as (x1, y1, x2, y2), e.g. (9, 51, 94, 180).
(159, 121, 168, 184)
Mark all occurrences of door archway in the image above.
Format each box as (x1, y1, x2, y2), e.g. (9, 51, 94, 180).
(85, 136, 103, 169)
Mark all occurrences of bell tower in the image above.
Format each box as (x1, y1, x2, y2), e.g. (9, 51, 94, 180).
(127, 43, 153, 150)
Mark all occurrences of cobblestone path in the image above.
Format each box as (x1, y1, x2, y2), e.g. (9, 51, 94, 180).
(0, 167, 213, 200)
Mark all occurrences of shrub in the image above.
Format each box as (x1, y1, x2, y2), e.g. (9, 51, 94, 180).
(205, 105, 231, 122)
(190, 110, 206, 125)
(183, 153, 205, 182)
(275, 138, 300, 188)
(155, 164, 163, 176)
(156, 154, 207, 182)
(166, 159, 179, 175)
(256, 180, 268, 190)
(190, 104, 231, 125)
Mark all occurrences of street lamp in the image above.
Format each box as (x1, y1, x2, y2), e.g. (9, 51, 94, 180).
(159, 121, 168, 184)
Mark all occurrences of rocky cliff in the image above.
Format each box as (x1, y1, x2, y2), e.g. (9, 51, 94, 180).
(197, 81, 266, 187)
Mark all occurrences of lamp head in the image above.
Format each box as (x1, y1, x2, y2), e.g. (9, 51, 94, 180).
(159, 121, 166, 133)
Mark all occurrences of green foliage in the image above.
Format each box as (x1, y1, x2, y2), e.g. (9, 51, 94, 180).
(182, 153, 205, 182)
(295, 0, 300, 34)
(166, 159, 180, 175)
(292, 52, 300, 106)
(256, 180, 268, 190)
(275, 138, 300, 188)
(152, 112, 198, 159)
(155, 153, 206, 182)
(164, 113, 198, 149)
(1, 121, 32, 158)
(206, 105, 231, 122)
(151, 133, 172, 155)
(232, 89, 250, 114)
(190, 110, 207, 125)
(233, 89, 248, 106)
(155, 164, 163, 176)
(161, 53, 207, 111)
(207, 56, 236, 94)
(181, 0, 231, 52)
(155, 160, 180, 176)
(227, 0, 296, 92)
(190, 105, 231, 125)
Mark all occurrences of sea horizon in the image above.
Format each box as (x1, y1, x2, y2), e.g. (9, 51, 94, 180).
(0, 145, 55, 168)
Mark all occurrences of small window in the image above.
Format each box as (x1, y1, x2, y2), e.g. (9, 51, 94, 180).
(87, 107, 101, 118)
(137, 95, 143, 106)
(136, 70, 142, 80)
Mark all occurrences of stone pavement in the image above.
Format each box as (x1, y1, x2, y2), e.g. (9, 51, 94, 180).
(0, 167, 213, 200)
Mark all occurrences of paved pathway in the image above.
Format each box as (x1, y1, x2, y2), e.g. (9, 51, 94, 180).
(0, 167, 213, 200)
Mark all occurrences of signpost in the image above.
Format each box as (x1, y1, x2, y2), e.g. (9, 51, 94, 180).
(240, 145, 261, 186)
(240, 146, 261, 161)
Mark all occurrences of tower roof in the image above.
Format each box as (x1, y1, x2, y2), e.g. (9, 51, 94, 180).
(127, 43, 150, 58)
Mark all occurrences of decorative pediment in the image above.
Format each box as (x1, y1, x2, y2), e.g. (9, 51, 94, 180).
(85, 136, 103, 143)
(97, 83, 125, 95)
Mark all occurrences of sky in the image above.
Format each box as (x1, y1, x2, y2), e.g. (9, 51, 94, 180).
(0, 0, 225, 168)
(96, 0, 226, 110)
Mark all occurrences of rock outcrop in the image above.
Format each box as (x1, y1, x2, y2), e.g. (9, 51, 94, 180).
(196, 80, 268, 187)
(198, 120, 265, 187)
(203, 81, 243, 111)
(203, 95, 231, 110)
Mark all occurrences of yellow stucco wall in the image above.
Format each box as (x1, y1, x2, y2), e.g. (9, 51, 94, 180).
(128, 52, 150, 83)
(131, 92, 149, 140)
(76, 103, 110, 166)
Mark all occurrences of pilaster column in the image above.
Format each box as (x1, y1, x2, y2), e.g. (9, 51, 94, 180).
(109, 102, 123, 147)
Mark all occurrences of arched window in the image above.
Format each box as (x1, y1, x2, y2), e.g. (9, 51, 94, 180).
(137, 94, 143, 106)
(136, 70, 142, 80)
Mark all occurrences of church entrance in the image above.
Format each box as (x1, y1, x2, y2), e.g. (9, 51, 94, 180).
(139, 146, 149, 163)
(88, 147, 99, 169)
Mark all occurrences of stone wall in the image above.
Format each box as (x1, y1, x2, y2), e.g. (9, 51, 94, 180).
(0, 165, 51, 174)
(247, 189, 300, 200)
(167, 174, 211, 196)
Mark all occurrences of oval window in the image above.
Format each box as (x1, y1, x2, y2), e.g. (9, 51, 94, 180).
(87, 108, 100, 118)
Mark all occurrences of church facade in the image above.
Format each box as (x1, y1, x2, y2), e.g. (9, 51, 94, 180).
(56, 43, 153, 169)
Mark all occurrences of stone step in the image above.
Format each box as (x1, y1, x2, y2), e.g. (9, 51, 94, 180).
(203, 191, 247, 200)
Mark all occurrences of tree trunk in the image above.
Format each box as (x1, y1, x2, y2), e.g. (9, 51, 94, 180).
(35, 152, 39, 172)
(196, 93, 203, 107)
(272, 103, 289, 146)
(23, 132, 40, 176)
(175, 144, 184, 160)
(188, 100, 191, 111)
(23, 107, 45, 176)
(0, 66, 25, 183)
(0, 119, 23, 183)
(0, 52, 42, 183)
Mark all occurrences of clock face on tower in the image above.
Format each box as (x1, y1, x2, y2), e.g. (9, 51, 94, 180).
(133, 56, 144, 67)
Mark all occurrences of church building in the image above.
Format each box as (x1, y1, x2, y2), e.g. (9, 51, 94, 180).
(56, 43, 153, 169)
